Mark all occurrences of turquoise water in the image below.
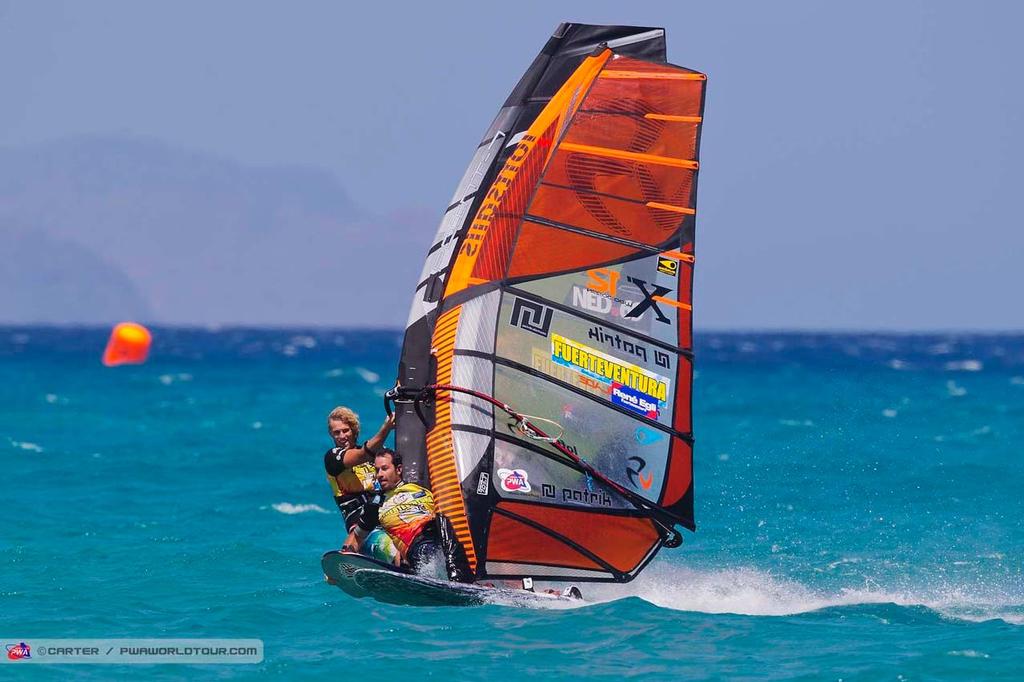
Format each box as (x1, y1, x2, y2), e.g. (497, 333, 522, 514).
(2, 328, 1022, 679)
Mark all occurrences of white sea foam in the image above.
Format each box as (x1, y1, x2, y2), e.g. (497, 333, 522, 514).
(10, 440, 43, 452)
(882, 409, 898, 418)
(946, 380, 967, 397)
(158, 373, 193, 385)
(944, 359, 983, 372)
(355, 368, 380, 384)
(290, 335, 317, 349)
(779, 419, 814, 427)
(270, 503, 329, 515)
(575, 563, 1024, 624)
(947, 650, 990, 658)
(888, 359, 909, 370)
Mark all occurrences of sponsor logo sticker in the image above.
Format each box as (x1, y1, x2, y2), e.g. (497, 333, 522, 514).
(657, 257, 679, 276)
(497, 468, 531, 493)
(550, 334, 670, 418)
(634, 426, 665, 446)
(626, 456, 655, 491)
(509, 298, 553, 337)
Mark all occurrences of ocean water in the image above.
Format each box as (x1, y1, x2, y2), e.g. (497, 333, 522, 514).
(2, 327, 1022, 679)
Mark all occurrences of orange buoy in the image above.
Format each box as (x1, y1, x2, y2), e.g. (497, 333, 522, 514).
(102, 322, 152, 366)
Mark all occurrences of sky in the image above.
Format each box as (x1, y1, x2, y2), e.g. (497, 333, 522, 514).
(2, 1, 1022, 330)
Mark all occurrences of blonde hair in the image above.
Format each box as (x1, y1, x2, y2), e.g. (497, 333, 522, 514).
(326, 406, 360, 441)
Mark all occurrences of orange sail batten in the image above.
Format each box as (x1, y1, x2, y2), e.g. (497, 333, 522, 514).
(425, 306, 478, 571)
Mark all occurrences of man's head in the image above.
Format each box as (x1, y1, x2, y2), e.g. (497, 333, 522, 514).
(326, 406, 360, 449)
(375, 449, 403, 491)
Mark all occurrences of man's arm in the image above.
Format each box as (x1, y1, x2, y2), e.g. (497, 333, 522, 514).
(340, 413, 395, 467)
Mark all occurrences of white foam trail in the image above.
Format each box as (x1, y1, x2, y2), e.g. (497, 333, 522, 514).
(270, 503, 329, 515)
(10, 440, 43, 452)
(573, 563, 1024, 623)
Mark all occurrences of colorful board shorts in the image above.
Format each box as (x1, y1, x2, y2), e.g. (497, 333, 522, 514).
(363, 528, 400, 565)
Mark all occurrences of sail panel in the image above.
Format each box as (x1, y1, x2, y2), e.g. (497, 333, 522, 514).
(528, 183, 691, 246)
(490, 501, 661, 575)
(450, 356, 494, 431)
(399, 24, 704, 582)
(454, 290, 500, 354)
(507, 222, 645, 279)
(492, 438, 634, 511)
(451, 430, 491, 492)
(493, 364, 677, 504)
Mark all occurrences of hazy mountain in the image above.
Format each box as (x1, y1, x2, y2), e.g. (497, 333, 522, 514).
(0, 135, 433, 326)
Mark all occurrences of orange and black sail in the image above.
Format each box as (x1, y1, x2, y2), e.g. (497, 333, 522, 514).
(396, 23, 705, 582)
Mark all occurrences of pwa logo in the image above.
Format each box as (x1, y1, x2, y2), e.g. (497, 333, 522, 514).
(626, 456, 654, 491)
(6, 642, 31, 660)
(497, 468, 532, 493)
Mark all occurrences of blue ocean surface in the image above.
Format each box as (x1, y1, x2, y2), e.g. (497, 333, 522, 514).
(2, 327, 1022, 679)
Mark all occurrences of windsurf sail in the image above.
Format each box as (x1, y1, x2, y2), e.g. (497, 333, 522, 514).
(395, 23, 705, 582)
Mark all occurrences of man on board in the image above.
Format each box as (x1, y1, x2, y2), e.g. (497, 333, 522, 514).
(323, 407, 398, 564)
(346, 449, 473, 583)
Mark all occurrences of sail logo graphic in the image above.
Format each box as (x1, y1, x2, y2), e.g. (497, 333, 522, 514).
(576, 269, 675, 325)
(626, 456, 655, 491)
(509, 298, 553, 337)
(656, 257, 679, 276)
(587, 325, 672, 369)
(623, 277, 673, 324)
(6, 642, 31, 660)
(611, 383, 660, 418)
(497, 468, 531, 493)
(550, 334, 670, 414)
(459, 135, 536, 259)
(634, 426, 665, 446)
